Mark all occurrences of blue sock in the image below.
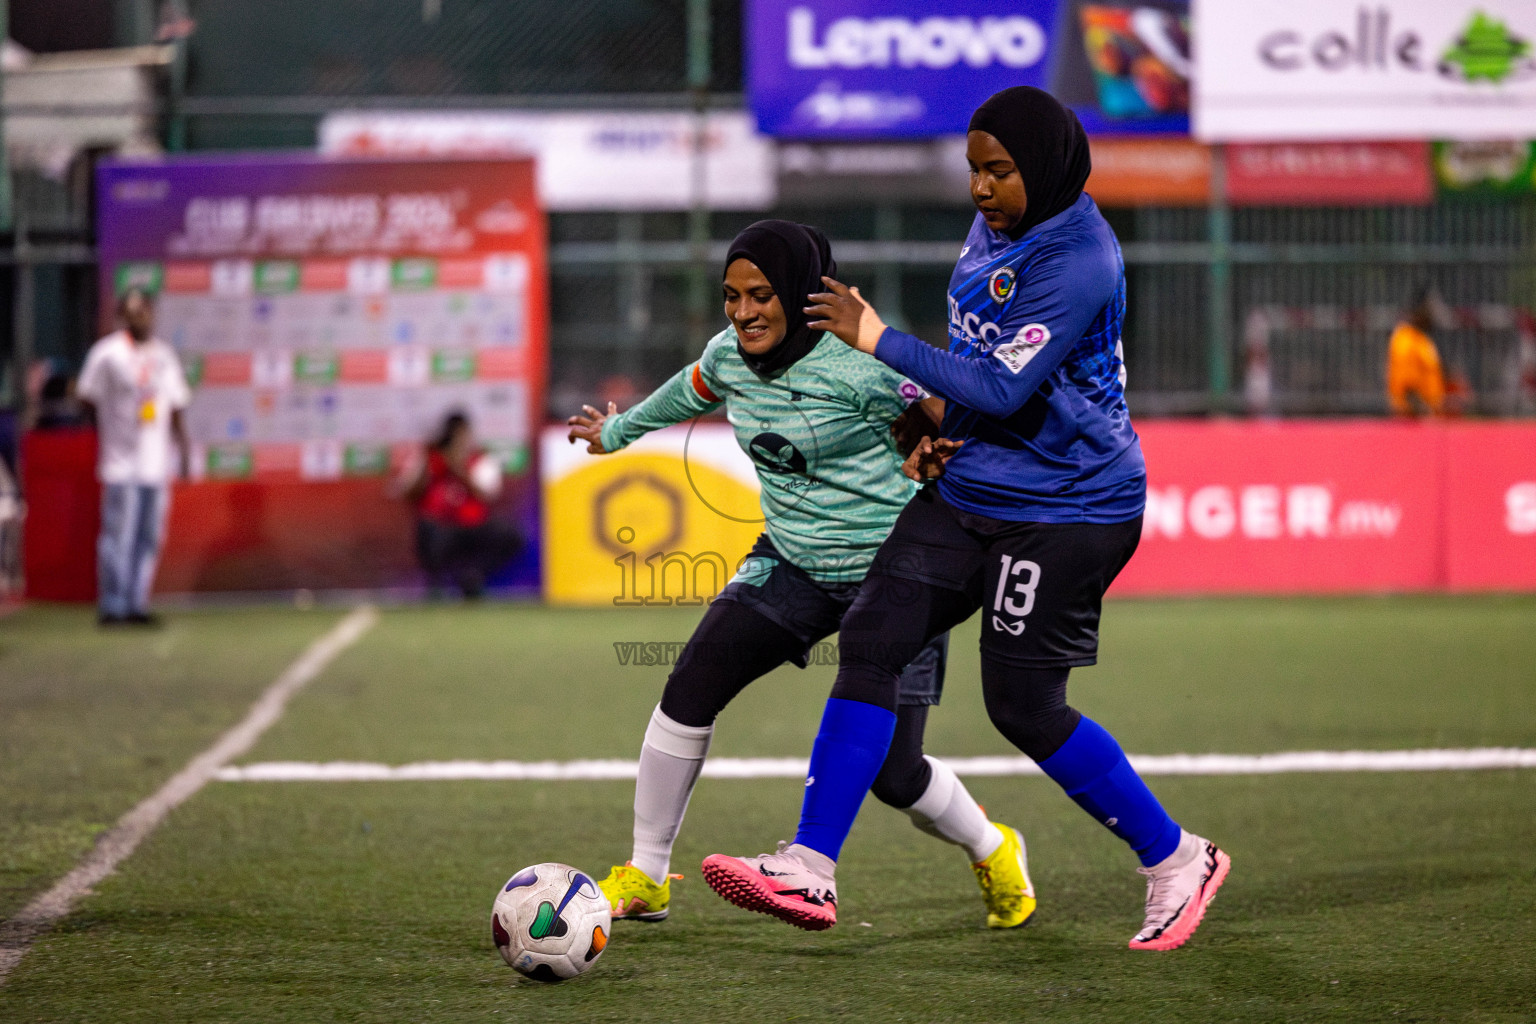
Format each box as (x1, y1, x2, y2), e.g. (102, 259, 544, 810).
(1039, 716, 1181, 867)
(791, 698, 898, 861)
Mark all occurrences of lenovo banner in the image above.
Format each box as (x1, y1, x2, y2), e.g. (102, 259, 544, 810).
(1194, 1, 1536, 141)
(747, 0, 1191, 138)
(1113, 421, 1536, 596)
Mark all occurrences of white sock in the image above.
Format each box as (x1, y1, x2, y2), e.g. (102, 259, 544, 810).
(904, 755, 1005, 863)
(630, 706, 713, 883)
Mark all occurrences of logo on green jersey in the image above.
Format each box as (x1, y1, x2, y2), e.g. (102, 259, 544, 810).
(749, 432, 809, 475)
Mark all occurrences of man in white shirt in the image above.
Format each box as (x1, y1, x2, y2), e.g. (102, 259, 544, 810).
(76, 288, 191, 626)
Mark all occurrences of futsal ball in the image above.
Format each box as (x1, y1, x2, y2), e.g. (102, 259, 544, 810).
(491, 863, 611, 982)
(469, 453, 503, 499)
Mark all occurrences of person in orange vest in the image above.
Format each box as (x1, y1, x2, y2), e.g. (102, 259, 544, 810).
(1387, 288, 1446, 416)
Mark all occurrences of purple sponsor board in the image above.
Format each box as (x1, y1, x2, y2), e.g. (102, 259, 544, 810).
(96, 153, 547, 596)
(746, 0, 1190, 138)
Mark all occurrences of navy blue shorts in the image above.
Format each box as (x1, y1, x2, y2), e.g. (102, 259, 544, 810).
(716, 534, 948, 706)
(871, 487, 1142, 668)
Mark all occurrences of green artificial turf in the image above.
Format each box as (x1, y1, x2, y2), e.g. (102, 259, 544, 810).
(246, 596, 1536, 765)
(4, 774, 1533, 1024)
(1, 597, 1533, 1023)
(0, 605, 347, 920)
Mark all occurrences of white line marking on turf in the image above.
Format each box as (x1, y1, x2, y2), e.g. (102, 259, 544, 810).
(0, 606, 378, 986)
(214, 747, 1536, 783)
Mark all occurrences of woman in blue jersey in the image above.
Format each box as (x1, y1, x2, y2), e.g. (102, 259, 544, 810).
(703, 89, 1229, 951)
(565, 220, 1034, 931)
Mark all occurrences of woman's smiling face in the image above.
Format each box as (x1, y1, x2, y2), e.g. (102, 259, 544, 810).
(723, 258, 787, 355)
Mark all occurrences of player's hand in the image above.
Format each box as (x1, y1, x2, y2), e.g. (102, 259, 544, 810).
(806, 277, 887, 355)
(891, 396, 945, 456)
(567, 402, 616, 454)
(902, 436, 963, 482)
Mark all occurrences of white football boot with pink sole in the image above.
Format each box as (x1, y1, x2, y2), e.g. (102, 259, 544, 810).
(701, 842, 838, 931)
(1128, 831, 1231, 951)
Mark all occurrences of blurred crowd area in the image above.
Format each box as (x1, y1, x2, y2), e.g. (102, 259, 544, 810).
(3, 0, 1534, 434)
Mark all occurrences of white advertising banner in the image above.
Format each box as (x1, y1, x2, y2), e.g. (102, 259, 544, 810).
(1193, 1, 1536, 141)
(319, 111, 777, 211)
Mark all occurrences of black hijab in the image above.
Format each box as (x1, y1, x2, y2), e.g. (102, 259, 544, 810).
(724, 220, 837, 378)
(968, 86, 1092, 240)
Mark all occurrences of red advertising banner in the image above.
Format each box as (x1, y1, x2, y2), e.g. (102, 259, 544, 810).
(21, 430, 100, 603)
(1443, 424, 1536, 591)
(1225, 142, 1434, 206)
(156, 480, 419, 593)
(1111, 420, 1536, 596)
(32, 419, 1534, 600)
(1116, 421, 1445, 595)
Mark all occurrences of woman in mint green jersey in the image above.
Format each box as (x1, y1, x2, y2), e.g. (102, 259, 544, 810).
(565, 220, 1034, 930)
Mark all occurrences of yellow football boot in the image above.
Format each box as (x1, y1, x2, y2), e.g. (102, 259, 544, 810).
(971, 823, 1037, 929)
(597, 862, 680, 922)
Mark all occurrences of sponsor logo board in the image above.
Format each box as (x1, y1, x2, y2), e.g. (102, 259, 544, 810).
(320, 111, 775, 212)
(541, 424, 763, 606)
(1194, 2, 1536, 141)
(749, 0, 1191, 138)
(1116, 421, 1536, 595)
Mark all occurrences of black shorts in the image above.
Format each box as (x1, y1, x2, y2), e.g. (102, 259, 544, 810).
(871, 487, 1142, 668)
(716, 534, 948, 705)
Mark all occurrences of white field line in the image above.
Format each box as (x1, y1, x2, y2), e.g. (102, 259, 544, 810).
(215, 747, 1536, 783)
(0, 606, 378, 986)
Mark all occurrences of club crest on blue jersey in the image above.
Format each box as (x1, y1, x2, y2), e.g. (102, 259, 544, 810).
(987, 267, 1016, 305)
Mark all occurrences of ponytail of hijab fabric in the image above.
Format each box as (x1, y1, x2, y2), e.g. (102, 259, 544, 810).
(724, 220, 838, 378)
(968, 86, 1092, 240)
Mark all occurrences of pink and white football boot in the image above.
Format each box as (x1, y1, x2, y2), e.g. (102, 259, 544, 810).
(1128, 831, 1231, 951)
(701, 842, 838, 931)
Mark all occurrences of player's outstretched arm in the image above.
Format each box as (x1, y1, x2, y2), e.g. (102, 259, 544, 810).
(568, 359, 725, 456)
(807, 273, 1075, 418)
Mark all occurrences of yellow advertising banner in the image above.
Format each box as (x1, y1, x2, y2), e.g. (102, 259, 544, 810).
(542, 423, 764, 607)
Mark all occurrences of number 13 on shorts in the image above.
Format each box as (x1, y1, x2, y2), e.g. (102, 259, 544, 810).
(992, 554, 1041, 634)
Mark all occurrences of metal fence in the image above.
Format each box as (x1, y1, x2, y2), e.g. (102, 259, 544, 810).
(1122, 203, 1536, 416)
(4, 96, 1534, 421)
(7, 158, 1535, 421)
(539, 200, 1536, 418)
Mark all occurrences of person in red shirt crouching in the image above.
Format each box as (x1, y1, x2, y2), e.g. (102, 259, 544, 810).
(400, 411, 523, 599)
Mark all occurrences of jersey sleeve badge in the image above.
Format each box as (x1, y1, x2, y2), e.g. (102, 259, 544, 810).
(991, 323, 1051, 374)
(897, 379, 929, 406)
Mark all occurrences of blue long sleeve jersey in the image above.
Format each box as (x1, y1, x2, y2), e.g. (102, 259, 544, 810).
(874, 194, 1146, 523)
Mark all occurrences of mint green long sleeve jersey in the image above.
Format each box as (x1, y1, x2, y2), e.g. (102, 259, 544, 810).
(599, 327, 926, 584)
